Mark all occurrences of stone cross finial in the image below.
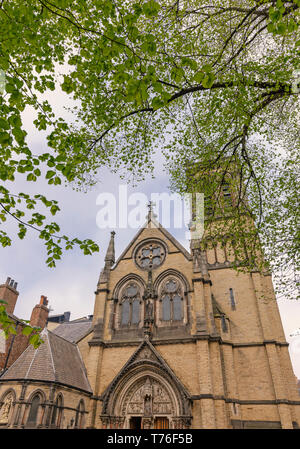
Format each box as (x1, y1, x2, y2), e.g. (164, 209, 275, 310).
(147, 201, 157, 220)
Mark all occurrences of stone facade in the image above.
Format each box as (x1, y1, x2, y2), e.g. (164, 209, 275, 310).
(0, 210, 299, 429)
(83, 212, 300, 429)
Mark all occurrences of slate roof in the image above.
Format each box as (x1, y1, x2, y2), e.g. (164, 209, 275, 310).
(0, 328, 92, 393)
(51, 317, 93, 343)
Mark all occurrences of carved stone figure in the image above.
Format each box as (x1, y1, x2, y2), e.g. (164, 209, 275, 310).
(0, 393, 13, 424)
(145, 300, 153, 320)
(144, 395, 152, 416)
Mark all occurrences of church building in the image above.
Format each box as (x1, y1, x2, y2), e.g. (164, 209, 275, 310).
(0, 200, 300, 429)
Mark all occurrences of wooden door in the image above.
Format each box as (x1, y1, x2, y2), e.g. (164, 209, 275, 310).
(154, 417, 169, 429)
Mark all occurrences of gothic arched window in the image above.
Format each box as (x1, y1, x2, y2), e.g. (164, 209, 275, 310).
(120, 282, 141, 327)
(27, 394, 41, 428)
(160, 278, 183, 323)
(75, 400, 85, 429)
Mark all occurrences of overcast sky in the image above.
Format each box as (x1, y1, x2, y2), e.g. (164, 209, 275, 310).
(1, 84, 299, 379)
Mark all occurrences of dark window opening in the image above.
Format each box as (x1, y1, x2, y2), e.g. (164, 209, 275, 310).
(130, 416, 142, 429)
(221, 315, 228, 332)
(229, 288, 236, 310)
(204, 195, 213, 216)
(222, 183, 233, 208)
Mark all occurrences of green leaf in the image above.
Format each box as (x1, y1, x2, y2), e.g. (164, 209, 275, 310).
(22, 326, 33, 336)
(202, 72, 215, 88)
(0, 118, 10, 130)
(46, 170, 55, 179)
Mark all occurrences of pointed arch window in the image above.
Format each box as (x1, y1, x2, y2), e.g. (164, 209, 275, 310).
(160, 278, 183, 323)
(51, 394, 63, 428)
(120, 282, 141, 327)
(75, 400, 85, 429)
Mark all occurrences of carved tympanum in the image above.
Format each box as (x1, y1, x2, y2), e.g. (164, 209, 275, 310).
(122, 377, 173, 417)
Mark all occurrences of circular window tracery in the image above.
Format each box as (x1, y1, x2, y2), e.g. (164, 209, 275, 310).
(135, 241, 166, 271)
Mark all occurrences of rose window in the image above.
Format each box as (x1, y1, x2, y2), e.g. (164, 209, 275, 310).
(135, 242, 165, 270)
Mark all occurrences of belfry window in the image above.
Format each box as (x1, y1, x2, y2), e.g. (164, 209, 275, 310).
(222, 182, 233, 208)
(204, 195, 213, 216)
(120, 282, 141, 326)
(161, 278, 183, 322)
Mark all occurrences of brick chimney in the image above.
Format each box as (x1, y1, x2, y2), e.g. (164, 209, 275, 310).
(0, 277, 19, 315)
(30, 295, 49, 329)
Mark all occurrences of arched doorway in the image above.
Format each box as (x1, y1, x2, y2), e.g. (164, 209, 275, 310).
(119, 375, 174, 429)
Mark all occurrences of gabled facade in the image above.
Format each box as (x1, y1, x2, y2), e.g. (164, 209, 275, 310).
(82, 211, 300, 429)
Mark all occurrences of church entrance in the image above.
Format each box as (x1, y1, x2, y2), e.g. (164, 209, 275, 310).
(101, 366, 192, 429)
(130, 417, 142, 429)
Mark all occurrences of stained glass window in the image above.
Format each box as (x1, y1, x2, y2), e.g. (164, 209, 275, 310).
(126, 285, 138, 296)
(162, 295, 171, 321)
(132, 299, 140, 324)
(173, 294, 182, 320)
(120, 283, 141, 326)
(160, 278, 183, 323)
(121, 299, 130, 325)
(165, 280, 177, 293)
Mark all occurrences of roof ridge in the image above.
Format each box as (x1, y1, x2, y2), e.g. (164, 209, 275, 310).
(0, 339, 32, 379)
(47, 328, 78, 346)
(46, 329, 57, 382)
(65, 319, 92, 324)
(24, 340, 40, 379)
(75, 344, 92, 392)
